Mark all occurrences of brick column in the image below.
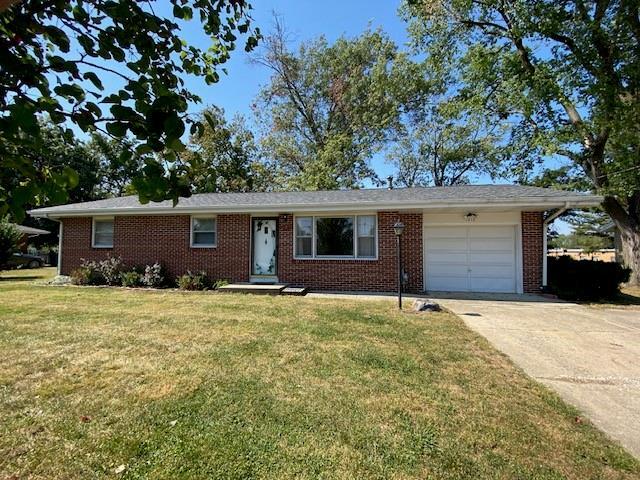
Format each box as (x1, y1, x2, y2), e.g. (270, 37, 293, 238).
(521, 211, 543, 293)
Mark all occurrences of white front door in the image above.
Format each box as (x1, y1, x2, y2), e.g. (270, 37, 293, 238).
(252, 218, 277, 276)
(424, 225, 517, 293)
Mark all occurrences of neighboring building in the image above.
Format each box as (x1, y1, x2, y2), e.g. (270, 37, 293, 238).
(12, 224, 50, 253)
(548, 248, 616, 262)
(29, 185, 601, 294)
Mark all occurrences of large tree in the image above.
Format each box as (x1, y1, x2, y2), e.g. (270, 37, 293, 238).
(184, 106, 271, 193)
(405, 0, 640, 283)
(388, 102, 501, 187)
(252, 18, 403, 190)
(3, 120, 100, 210)
(388, 36, 503, 187)
(88, 133, 149, 198)
(1, 0, 259, 220)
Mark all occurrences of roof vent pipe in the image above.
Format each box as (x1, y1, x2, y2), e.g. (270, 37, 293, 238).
(387, 176, 394, 190)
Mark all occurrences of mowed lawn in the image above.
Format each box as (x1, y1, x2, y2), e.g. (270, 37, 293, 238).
(1, 269, 638, 479)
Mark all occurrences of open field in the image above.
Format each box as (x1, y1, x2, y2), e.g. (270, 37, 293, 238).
(1, 268, 638, 479)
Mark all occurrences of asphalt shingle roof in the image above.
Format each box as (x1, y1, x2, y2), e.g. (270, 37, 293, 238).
(29, 185, 601, 217)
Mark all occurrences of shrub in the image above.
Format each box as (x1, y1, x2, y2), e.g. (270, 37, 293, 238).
(79, 260, 102, 284)
(176, 270, 209, 290)
(0, 218, 21, 268)
(141, 263, 165, 288)
(121, 270, 142, 287)
(78, 256, 127, 286)
(212, 279, 229, 290)
(547, 256, 631, 301)
(70, 266, 93, 285)
(97, 256, 126, 285)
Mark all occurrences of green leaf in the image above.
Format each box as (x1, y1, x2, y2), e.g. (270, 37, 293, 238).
(111, 47, 125, 62)
(167, 138, 186, 152)
(53, 84, 85, 101)
(136, 143, 153, 155)
(106, 122, 127, 137)
(61, 166, 80, 188)
(164, 114, 185, 139)
(110, 104, 138, 121)
(78, 34, 95, 53)
(84, 72, 104, 90)
(44, 26, 70, 52)
(47, 56, 67, 72)
(203, 111, 217, 130)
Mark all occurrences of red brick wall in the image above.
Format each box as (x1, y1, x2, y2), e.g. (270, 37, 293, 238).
(521, 211, 543, 293)
(60, 212, 423, 292)
(277, 212, 423, 293)
(60, 210, 546, 294)
(60, 214, 251, 282)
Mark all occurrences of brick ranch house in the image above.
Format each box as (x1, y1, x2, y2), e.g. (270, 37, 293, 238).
(29, 185, 601, 294)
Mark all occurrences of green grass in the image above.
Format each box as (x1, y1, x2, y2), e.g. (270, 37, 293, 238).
(1, 268, 638, 479)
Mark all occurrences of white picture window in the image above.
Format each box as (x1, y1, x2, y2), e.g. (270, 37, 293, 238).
(191, 217, 217, 247)
(92, 218, 114, 248)
(316, 217, 354, 257)
(294, 215, 377, 259)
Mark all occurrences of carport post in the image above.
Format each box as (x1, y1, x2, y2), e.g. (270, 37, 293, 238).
(542, 203, 570, 288)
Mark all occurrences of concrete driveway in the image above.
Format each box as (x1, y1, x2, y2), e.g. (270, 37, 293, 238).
(431, 293, 640, 458)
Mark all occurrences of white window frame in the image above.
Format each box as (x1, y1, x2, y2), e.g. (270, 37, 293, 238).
(294, 216, 314, 258)
(293, 214, 378, 260)
(92, 217, 114, 249)
(190, 215, 217, 248)
(356, 215, 377, 259)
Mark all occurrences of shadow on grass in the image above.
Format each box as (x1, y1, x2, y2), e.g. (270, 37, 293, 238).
(583, 288, 640, 307)
(0, 275, 45, 282)
(0, 267, 56, 283)
(610, 291, 640, 306)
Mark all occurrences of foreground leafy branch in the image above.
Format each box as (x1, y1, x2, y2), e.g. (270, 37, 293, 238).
(0, 0, 260, 219)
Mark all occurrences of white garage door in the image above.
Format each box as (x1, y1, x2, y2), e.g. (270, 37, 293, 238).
(424, 226, 517, 293)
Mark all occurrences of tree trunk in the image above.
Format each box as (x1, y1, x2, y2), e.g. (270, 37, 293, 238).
(618, 223, 640, 285)
(0, 0, 21, 13)
(602, 195, 640, 285)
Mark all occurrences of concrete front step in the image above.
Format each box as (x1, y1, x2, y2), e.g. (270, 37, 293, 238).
(219, 283, 287, 295)
(218, 283, 309, 296)
(281, 286, 308, 296)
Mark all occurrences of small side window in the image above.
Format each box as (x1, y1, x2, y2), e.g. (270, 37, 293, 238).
(295, 217, 313, 257)
(191, 217, 217, 247)
(356, 215, 376, 258)
(93, 218, 114, 248)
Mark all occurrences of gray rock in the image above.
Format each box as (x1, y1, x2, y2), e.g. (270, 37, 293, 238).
(412, 299, 441, 312)
(48, 275, 72, 286)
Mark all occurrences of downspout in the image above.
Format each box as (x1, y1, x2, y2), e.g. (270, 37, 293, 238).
(542, 202, 570, 287)
(57, 219, 63, 276)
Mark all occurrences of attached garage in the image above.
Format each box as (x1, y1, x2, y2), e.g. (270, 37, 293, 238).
(423, 214, 521, 294)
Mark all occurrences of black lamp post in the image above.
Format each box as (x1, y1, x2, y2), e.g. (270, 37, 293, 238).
(393, 221, 405, 309)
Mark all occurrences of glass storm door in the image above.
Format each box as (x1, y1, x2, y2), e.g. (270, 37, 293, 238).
(252, 218, 277, 276)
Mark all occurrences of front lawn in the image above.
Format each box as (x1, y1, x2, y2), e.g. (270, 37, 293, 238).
(1, 269, 638, 479)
